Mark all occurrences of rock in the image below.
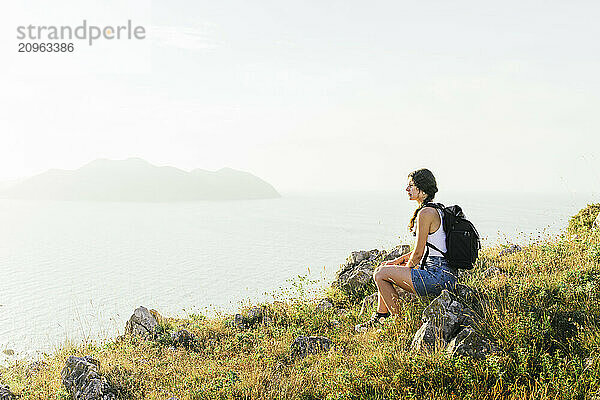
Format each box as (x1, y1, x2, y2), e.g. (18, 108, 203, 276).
(482, 266, 505, 278)
(383, 245, 411, 261)
(233, 313, 245, 329)
(171, 329, 196, 350)
(411, 289, 480, 354)
(412, 290, 497, 358)
(348, 250, 371, 265)
(333, 246, 410, 294)
(446, 327, 500, 359)
(498, 244, 522, 257)
(233, 306, 264, 329)
(125, 306, 159, 338)
(61, 356, 117, 400)
(2, 349, 14, 356)
(594, 213, 600, 229)
(290, 336, 332, 359)
(422, 290, 475, 342)
(316, 298, 334, 312)
(247, 306, 263, 323)
(338, 265, 374, 293)
(26, 361, 47, 378)
(453, 283, 485, 315)
(453, 284, 478, 304)
(0, 385, 16, 400)
(411, 320, 447, 352)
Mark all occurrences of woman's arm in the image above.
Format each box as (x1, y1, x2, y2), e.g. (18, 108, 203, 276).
(406, 208, 434, 268)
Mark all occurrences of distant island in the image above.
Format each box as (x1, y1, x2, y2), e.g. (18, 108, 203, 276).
(0, 158, 281, 201)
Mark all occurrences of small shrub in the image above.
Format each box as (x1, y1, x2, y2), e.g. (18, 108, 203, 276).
(568, 203, 600, 233)
(153, 321, 175, 348)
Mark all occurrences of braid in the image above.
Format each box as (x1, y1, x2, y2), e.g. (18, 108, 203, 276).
(408, 194, 433, 235)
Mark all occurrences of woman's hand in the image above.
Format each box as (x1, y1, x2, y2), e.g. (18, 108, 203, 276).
(399, 252, 411, 264)
(381, 252, 412, 266)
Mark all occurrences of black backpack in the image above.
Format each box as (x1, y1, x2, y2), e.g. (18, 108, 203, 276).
(422, 202, 481, 270)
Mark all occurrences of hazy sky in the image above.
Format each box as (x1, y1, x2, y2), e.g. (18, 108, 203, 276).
(1, 0, 599, 194)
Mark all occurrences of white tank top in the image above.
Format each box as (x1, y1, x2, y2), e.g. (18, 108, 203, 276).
(427, 208, 447, 257)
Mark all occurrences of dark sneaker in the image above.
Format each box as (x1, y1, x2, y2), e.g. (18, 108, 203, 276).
(355, 314, 389, 333)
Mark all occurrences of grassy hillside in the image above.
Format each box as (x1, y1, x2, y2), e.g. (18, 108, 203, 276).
(2, 206, 600, 399)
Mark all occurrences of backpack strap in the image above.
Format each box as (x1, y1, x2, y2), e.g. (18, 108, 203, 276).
(426, 242, 447, 257)
(423, 203, 447, 258)
(418, 203, 448, 265)
(420, 243, 447, 266)
(420, 245, 428, 267)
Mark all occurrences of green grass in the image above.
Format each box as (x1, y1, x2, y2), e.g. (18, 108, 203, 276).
(568, 203, 600, 234)
(2, 206, 600, 399)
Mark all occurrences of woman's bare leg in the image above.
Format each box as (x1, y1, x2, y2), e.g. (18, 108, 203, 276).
(373, 265, 416, 315)
(377, 292, 388, 314)
(373, 265, 390, 313)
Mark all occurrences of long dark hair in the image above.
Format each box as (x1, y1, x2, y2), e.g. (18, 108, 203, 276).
(408, 168, 438, 234)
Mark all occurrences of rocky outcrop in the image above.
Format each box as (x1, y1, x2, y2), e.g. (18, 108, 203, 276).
(0, 385, 16, 400)
(234, 306, 266, 329)
(333, 245, 410, 294)
(411, 320, 445, 351)
(411, 289, 498, 359)
(315, 298, 334, 312)
(61, 356, 117, 400)
(453, 283, 486, 316)
(125, 306, 159, 337)
(334, 252, 375, 293)
(421, 290, 475, 342)
(171, 329, 196, 350)
(290, 336, 332, 359)
(595, 212, 600, 229)
(453, 283, 479, 305)
(411, 290, 474, 351)
(446, 327, 500, 359)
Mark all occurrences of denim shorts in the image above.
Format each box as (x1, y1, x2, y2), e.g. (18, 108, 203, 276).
(411, 256, 458, 297)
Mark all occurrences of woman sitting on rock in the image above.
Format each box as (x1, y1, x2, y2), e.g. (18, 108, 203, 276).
(355, 168, 458, 332)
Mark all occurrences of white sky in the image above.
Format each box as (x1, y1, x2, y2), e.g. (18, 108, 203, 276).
(1, 0, 599, 194)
